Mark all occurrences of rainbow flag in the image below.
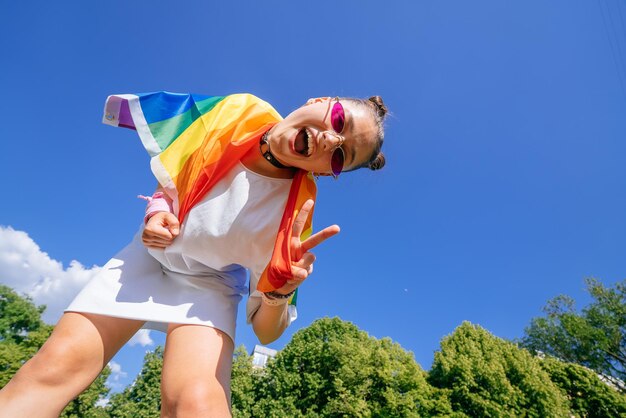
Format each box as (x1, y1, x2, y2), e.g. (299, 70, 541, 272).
(103, 92, 316, 293)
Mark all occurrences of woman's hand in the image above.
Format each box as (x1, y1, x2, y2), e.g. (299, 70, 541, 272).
(252, 199, 339, 344)
(142, 212, 180, 249)
(275, 199, 340, 295)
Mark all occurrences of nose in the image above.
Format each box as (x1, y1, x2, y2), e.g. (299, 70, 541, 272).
(321, 131, 344, 152)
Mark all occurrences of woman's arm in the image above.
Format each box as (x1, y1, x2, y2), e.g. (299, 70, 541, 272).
(251, 199, 340, 344)
(251, 301, 290, 345)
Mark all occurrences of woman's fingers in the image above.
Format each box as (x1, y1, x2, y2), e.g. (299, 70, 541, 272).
(142, 231, 175, 247)
(289, 265, 309, 282)
(142, 212, 181, 249)
(301, 225, 340, 252)
(142, 236, 169, 248)
(291, 199, 340, 251)
(291, 199, 314, 238)
(288, 252, 315, 283)
(288, 264, 313, 283)
(144, 233, 173, 242)
(162, 212, 180, 236)
(294, 252, 316, 268)
(288, 199, 339, 284)
(145, 228, 173, 240)
(143, 213, 180, 239)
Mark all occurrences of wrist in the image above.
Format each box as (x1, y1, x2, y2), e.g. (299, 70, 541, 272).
(262, 289, 295, 306)
(139, 192, 173, 224)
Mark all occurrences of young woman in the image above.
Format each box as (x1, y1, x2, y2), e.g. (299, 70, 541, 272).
(0, 93, 387, 417)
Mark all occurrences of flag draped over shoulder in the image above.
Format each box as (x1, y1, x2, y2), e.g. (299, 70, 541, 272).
(103, 92, 316, 293)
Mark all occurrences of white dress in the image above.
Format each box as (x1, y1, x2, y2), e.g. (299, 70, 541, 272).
(66, 162, 294, 342)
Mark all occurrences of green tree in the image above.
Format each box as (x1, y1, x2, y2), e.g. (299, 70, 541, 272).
(231, 345, 260, 417)
(0, 285, 111, 416)
(254, 317, 451, 417)
(429, 321, 570, 417)
(0, 284, 47, 344)
(0, 285, 53, 387)
(538, 355, 626, 418)
(107, 346, 163, 417)
(522, 278, 626, 388)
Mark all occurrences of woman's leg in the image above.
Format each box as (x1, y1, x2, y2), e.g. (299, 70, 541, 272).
(0, 312, 144, 418)
(161, 324, 234, 418)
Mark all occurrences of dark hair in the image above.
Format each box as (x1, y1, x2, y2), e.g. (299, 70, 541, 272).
(344, 96, 387, 171)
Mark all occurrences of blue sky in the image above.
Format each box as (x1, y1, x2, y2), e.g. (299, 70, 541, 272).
(1, 1, 625, 391)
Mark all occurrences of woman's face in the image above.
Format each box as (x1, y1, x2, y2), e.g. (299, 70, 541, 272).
(267, 98, 378, 175)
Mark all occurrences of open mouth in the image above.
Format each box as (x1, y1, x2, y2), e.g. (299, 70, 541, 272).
(294, 128, 312, 156)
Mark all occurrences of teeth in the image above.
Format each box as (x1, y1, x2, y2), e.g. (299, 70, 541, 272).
(305, 129, 312, 156)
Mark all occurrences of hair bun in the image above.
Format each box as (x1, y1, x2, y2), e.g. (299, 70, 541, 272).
(368, 152, 386, 171)
(368, 96, 388, 118)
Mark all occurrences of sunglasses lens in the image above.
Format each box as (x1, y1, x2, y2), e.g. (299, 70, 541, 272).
(331, 147, 345, 177)
(331, 101, 345, 134)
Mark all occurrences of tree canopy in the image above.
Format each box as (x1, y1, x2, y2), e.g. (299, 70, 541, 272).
(248, 317, 451, 417)
(107, 347, 163, 417)
(522, 278, 626, 389)
(537, 355, 626, 418)
(2, 283, 626, 417)
(429, 321, 570, 417)
(0, 284, 47, 344)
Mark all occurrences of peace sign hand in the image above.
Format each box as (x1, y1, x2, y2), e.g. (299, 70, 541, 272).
(275, 199, 340, 295)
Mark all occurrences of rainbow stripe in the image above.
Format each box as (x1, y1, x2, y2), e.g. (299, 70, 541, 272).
(103, 92, 316, 293)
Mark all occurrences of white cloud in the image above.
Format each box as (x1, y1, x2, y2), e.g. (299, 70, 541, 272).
(0, 226, 102, 324)
(0, 226, 156, 348)
(106, 360, 128, 392)
(108, 361, 127, 379)
(128, 329, 154, 347)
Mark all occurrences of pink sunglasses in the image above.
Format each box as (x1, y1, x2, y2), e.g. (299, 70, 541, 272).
(330, 98, 345, 178)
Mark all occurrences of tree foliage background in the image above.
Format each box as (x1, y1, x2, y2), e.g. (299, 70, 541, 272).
(1, 281, 626, 417)
(429, 322, 570, 417)
(522, 278, 625, 389)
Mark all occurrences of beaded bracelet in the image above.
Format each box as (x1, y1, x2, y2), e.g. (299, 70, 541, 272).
(261, 289, 295, 306)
